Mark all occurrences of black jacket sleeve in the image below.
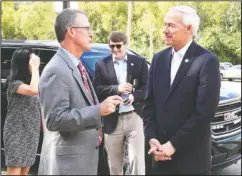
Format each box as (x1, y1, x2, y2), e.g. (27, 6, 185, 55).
(93, 61, 119, 98)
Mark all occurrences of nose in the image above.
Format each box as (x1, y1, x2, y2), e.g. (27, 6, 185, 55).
(88, 30, 93, 38)
(163, 25, 168, 34)
(113, 46, 121, 51)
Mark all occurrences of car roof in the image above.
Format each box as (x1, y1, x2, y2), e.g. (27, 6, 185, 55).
(1, 39, 111, 50)
(1, 39, 141, 57)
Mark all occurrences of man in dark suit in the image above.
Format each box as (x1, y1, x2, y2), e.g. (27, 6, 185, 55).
(143, 6, 221, 175)
(93, 31, 148, 175)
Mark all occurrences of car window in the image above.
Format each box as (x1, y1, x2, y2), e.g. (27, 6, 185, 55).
(1, 47, 44, 91)
(81, 50, 110, 78)
(38, 49, 56, 74)
(233, 65, 241, 69)
(1, 47, 16, 80)
(220, 66, 225, 70)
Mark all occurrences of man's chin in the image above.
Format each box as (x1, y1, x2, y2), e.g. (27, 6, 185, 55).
(83, 45, 91, 51)
(165, 42, 172, 47)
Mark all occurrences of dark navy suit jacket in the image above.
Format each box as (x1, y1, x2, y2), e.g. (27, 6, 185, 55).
(93, 53, 148, 134)
(143, 41, 221, 174)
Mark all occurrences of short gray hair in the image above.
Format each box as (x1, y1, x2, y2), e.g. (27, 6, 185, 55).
(54, 8, 87, 43)
(169, 6, 200, 37)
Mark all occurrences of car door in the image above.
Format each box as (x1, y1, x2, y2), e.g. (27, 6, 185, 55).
(1, 47, 15, 149)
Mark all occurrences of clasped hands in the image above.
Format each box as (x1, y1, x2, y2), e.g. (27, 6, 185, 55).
(148, 138, 176, 161)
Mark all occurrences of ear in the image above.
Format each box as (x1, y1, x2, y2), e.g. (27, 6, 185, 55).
(187, 25, 193, 34)
(66, 27, 75, 38)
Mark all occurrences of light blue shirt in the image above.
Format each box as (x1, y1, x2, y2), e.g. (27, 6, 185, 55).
(60, 47, 80, 73)
(113, 55, 135, 113)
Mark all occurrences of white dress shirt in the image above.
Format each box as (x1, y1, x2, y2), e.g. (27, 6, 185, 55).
(170, 40, 193, 86)
(113, 55, 135, 113)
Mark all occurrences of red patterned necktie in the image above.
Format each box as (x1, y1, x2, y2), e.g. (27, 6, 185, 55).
(78, 62, 103, 145)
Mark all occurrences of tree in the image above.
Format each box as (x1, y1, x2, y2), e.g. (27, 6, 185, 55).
(2, 1, 241, 64)
(2, 2, 56, 40)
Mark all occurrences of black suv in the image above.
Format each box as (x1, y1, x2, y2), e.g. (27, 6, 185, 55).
(1, 40, 241, 174)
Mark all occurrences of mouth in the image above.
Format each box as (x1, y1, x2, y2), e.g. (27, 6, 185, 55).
(165, 34, 172, 39)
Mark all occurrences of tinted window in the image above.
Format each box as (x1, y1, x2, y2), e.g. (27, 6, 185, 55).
(38, 49, 56, 74)
(1, 47, 16, 80)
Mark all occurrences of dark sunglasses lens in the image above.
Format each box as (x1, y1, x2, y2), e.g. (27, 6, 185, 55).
(116, 44, 122, 49)
(109, 44, 122, 49)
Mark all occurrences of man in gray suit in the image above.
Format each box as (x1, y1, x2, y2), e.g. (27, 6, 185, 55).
(38, 9, 122, 175)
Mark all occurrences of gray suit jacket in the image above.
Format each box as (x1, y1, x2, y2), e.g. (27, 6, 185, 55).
(38, 48, 102, 175)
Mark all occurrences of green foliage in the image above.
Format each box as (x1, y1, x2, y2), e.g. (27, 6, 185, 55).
(2, 1, 241, 64)
(2, 2, 56, 40)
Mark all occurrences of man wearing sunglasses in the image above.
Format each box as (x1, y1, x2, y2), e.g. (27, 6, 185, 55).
(93, 31, 148, 175)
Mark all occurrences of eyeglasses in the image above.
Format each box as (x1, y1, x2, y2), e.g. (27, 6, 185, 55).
(70, 26, 91, 31)
(109, 44, 123, 49)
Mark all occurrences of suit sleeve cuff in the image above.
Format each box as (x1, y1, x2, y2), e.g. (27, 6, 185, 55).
(111, 85, 119, 94)
(170, 136, 179, 151)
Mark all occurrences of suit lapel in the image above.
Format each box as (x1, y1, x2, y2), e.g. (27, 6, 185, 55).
(127, 54, 135, 82)
(105, 55, 119, 84)
(87, 75, 99, 104)
(165, 41, 197, 102)
(57, 49, 94, 105)
(160, 49, 173, 104)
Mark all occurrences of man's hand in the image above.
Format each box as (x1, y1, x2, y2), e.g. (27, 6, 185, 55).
(118, 83, 133, 94)
(148, 138, 162, 155)
(99, 95, 122, 116)
(126, 94, 134, 106)
(153, 150, 172, 161)
(160, 141, 176, 157)
(148, 138, 172, 161)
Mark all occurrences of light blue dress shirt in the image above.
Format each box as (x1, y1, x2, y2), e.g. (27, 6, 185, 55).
(113, 55, 135, 113)
(60, 47, 80, 73)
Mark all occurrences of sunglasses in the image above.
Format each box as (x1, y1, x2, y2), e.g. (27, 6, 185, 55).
(109, 44, 123, 49)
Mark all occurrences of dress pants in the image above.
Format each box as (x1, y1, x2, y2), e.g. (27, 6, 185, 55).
(105, 111, 145, 175)
(97, 135, 110, 175)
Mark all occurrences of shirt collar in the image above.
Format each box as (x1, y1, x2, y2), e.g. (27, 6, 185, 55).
(113, 54, 128, 63)
(60, 47, 80, 67)
(172, 40, 193, 58)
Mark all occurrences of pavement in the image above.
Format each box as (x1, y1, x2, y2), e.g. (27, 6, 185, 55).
(212, 159, 241, 175)
(1, 160, 241, 175)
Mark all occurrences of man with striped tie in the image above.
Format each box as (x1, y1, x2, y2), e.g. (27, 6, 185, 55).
(38, 9, 122, 175)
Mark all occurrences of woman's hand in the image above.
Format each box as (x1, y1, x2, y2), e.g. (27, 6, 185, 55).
(29, 53, 40, 69)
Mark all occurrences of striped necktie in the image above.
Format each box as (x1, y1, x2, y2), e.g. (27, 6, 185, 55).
(78, 62, 103, 145)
